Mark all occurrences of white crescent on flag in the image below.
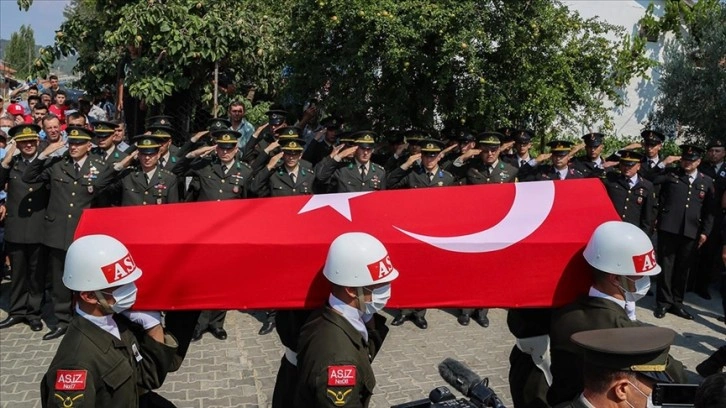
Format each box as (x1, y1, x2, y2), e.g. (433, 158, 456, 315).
(393, 181, 556, 253)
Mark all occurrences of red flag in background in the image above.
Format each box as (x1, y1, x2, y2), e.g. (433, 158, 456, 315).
(75, 179, 619, 310)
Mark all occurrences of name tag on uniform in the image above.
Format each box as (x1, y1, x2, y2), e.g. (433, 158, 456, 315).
(55, 370, 87, 390)
(132, 343, 143, 362)
(328, 365, 356, 386)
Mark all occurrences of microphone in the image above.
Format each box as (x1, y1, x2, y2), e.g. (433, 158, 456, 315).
(438, 358, 481, 396)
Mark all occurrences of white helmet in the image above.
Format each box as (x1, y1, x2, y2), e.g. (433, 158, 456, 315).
(323, 232, 399, 287)
(583, 221, 661, 276)
(63, 234, 143, 291)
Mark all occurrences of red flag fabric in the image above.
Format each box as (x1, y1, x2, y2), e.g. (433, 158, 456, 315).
(75, 179, 618, 310)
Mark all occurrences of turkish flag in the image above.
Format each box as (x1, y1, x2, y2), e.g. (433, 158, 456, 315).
(75, 179, 618, 310)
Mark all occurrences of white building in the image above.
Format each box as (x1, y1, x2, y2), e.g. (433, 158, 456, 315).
(561, 0, 679, 138)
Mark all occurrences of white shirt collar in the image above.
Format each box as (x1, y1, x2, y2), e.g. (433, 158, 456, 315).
(329, 293, 368, 342)
(76, 304, 121, 340)
(73, 156, 87, 169)
(578, 393, 598, 408)
(354, 159, 370, 172)
(556, 167, 568, 179)
(589, 286, 626, 310)
(628, 174, 639, 186)
(144, 167, 157, 181)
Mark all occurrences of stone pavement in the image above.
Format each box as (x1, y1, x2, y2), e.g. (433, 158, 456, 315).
(1, 279, 722, 408)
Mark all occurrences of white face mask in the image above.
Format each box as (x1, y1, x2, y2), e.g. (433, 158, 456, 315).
(620, 276, 650, 302)
(98, 282, 138, 314)
(362, 284, 391, 315)
(0, 126, 10, 134)
(625, 380, 656, 408)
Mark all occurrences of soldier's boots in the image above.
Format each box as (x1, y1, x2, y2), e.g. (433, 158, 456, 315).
(696, 345, 726, 377)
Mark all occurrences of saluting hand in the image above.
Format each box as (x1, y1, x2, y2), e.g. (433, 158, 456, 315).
(267, 152, 284, 170)
(535, 153, 552, 163)
(499, 140, 515, 152)
(662, 155, 681, 166)
(264, 141, 280, 155)
(2, 140, 16, 167)
(622, 142, 641, 150)
(337, 145, 358, 160)
(394, 143, 408, 158)
(189, 145, 216, 159)
(190, 130, 209, 143)
(42, 139, 66, 156)
(253, 123, 268, 139)
(401, 153, 421, 170)
(458, 148, 481, 162)
(119, 150, 138, 168)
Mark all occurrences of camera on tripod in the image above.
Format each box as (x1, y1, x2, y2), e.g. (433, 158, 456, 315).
(391, 358, 506, 408)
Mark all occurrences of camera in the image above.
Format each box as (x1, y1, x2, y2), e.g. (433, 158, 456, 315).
(652, 383, 698, 407)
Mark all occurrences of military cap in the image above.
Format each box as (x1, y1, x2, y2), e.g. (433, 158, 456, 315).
(265, 104, 288, 126)
(211, 130, 241, 146)
(383, 129, 405, 145)
(456, 129, 477, 143)
(496, 127, 517, 143)
(419, 139, 444, 155)
(404, 129, 431, 143)
(476, 131, 504, 147)
(679, 144, 704, 161)
(93, 121, 117, 137)
(146, 115, 175, 139)
(320, 116, 342, 130)
(66, 126, 95, 143)
(352, 130, 377, 147)
(133, 135, 162, 154)
(641, 130, 665, 146)
(582, 132, 604, 147)
(618, 150, 643, 165)
(571, 326, 676, 383)
(276, 126, 303, 139)
(209, 118, 231, 132)
(8, 124, 41, 142)
(513, 129, 534, 144)
(280, 138, 306, 152)
(338, 131, 355, 146)
(706, 139, 725, 149)
(547, 140, 574, 156)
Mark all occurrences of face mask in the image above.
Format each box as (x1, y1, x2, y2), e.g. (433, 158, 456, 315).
(619, 276, 650, 302)
(364, 284, 391, 315)
(0, 126, 9, 134)
(96, 282, 138, 314)
(626, 380, 656, 408)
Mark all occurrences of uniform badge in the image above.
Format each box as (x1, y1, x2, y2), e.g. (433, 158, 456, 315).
(326, 388, 353, 406)
(699, 190, 705, 199)
(54, 393, 84, 407)
(437, 181, 443, 186)
(328, 365, 356, 386)
(55, 370, 87, 390)
(637, 196, 643, 205)
(87, 186, 94, 194)
(233, 186, 240, 194)
(132, 343, 143, 362)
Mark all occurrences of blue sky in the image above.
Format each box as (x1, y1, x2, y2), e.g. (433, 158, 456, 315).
(1, 0, 71, 46)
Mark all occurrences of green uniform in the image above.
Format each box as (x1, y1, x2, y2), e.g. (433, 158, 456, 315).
(41, 314, 178, 408)
(547, 295, 686, 406)
(172, 155, 253, 201)
(113, 167, 180, 206)
(315, 157, 386, 193)
(387, 166, 455, 189)
(294, 306, 389, 408)
(251, 163, 316, 197)
(90, 146, 129, 207)
(465, 160, 519, 184)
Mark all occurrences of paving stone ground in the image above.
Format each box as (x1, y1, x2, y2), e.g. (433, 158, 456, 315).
(1, 278, 722, 408)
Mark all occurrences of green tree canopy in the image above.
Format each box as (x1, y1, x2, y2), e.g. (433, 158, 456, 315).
(4, 25, 37, 80)
(22, 0, 653, 138)
(652, 1, 726, 141)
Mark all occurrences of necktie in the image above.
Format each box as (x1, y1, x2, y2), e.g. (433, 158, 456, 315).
(427, 172, 433, 182)
(221, 164, 228, 174)
(289, 172, 296, 184)
(159, 157, 166, 168)
(520, 160, 526, 167)
(485, 166, 492, 177)
(649, 160, 655, 168)
(145, 174, 151, 184)
(360, 164, 367, 179)
(74, 163, 80, 176)
(628, 178, 635, 189)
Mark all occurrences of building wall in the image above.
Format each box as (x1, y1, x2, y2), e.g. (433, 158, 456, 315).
(561, 0, 673, 138)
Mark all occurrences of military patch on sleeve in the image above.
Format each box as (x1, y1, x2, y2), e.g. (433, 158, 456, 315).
(326, 388, 353, 406)
(55, 369, 87, 390)
(327, 365, 356, 386)
(54, 393, 84, 407)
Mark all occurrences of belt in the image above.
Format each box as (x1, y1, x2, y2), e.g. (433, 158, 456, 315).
(515, 334, 553, 386)
(284, 346, 298, 367)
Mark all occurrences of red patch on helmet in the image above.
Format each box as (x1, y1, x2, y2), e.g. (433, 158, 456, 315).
(632, 250, 656, 273)
(367, 255, 394, 281)
(328, 365, 356, 386)
(100, 252, 137, 284)
(55, 370, 87, 390)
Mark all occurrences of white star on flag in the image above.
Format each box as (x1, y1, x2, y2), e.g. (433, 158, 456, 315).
(298, 192, 373, 221)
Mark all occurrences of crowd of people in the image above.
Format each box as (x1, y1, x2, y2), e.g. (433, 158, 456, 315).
(0, 83, 724, 407)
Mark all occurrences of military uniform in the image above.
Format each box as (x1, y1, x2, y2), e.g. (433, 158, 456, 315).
(41, 313, 178, 408)
(316, 131, 387, 193)
(0, 124, 49, 329)
(466, 160, 518, 184)
(602, 171, 656, 234)
(548, 296, 686, 406)
(22, 127, 116, 336)
(250, 158, 316, 197)
(653, 148, 716, 318)
(507, 308, 552, 408)
(90, 146, 128, 207)
(294, 306, 389, 408)
(522, 164, 584, 181)
(113, 167, 179, 206)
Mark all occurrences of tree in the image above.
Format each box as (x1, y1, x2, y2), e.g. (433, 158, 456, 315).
(4, 25, 37, 79)
(651, 1, 726, 141)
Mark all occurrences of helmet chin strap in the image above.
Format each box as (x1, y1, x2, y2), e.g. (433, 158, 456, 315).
(355, 287, 366, 314)
(94, 290, 115, 314)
